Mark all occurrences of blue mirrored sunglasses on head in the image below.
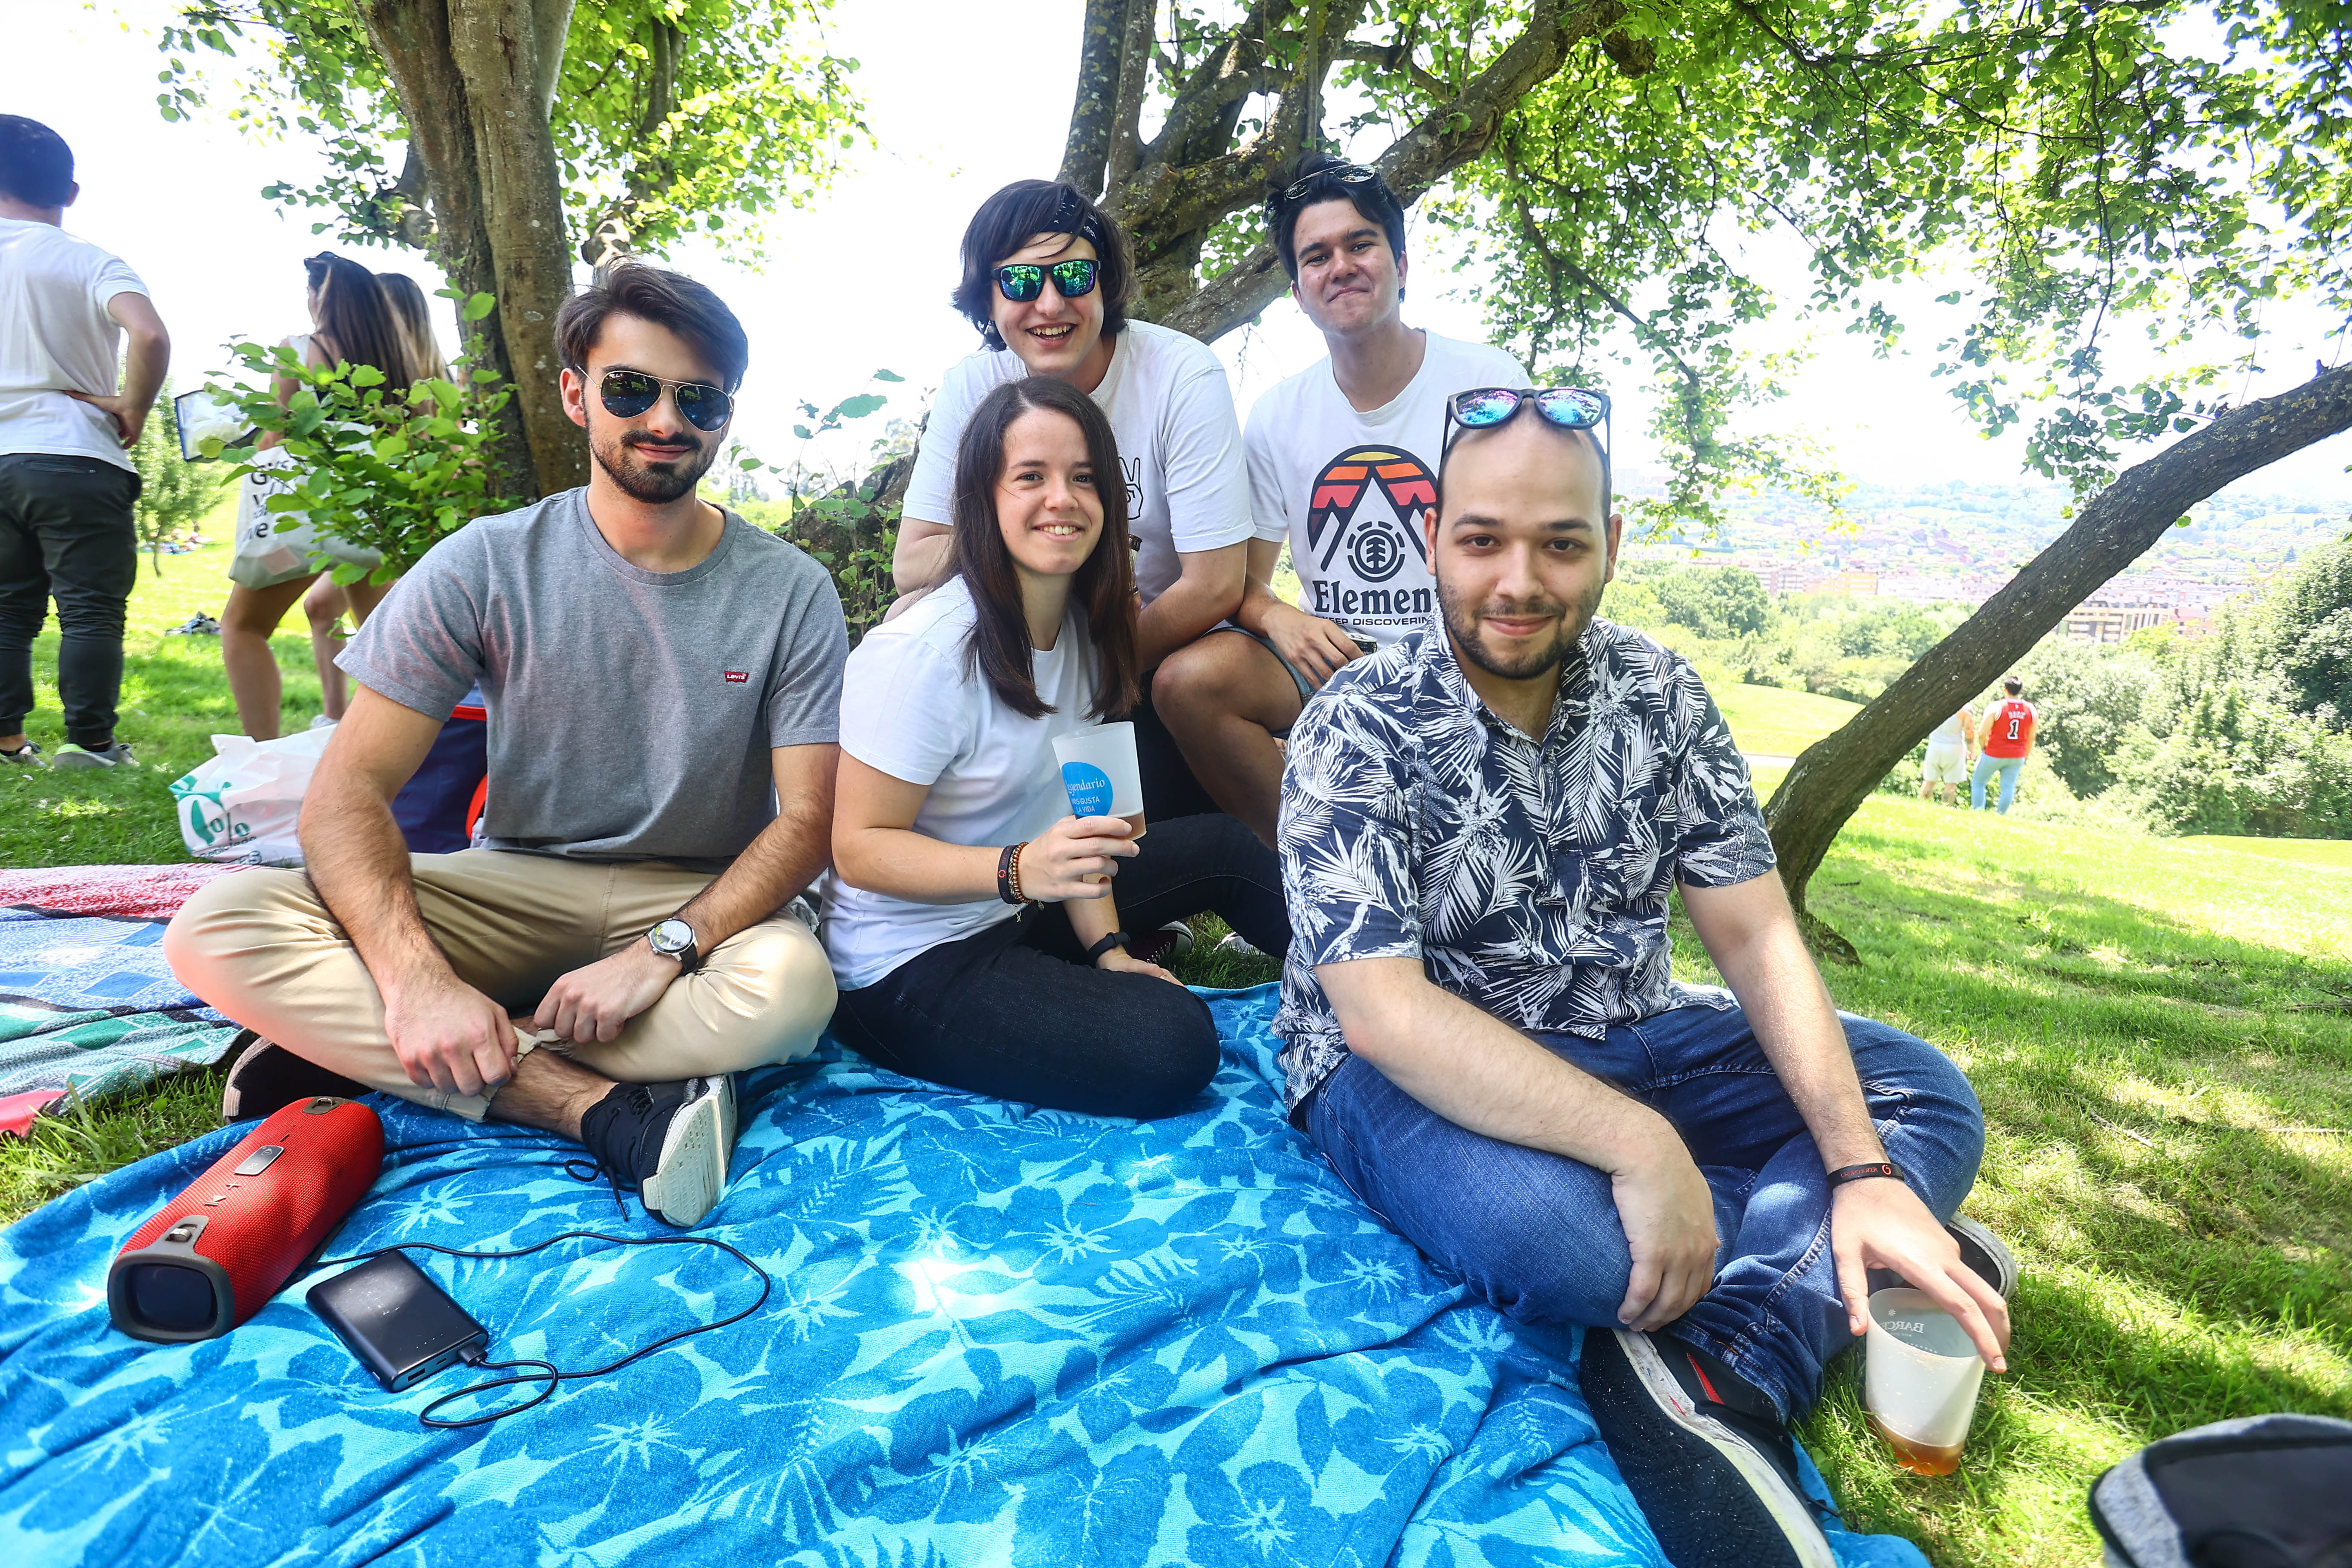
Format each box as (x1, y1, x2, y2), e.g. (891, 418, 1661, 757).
(996, 257, 1099, 303)
(1444, 386, 1611, 443)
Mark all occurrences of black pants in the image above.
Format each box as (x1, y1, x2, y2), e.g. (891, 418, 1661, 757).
(0, 454, 140, 746)
(830, 813, 1290, 1120)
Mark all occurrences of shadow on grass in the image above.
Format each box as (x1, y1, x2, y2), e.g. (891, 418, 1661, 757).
(1751, 823, 2352, 1565)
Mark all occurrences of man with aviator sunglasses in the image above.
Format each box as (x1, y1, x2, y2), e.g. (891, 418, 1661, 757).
(1272, 395, 2012, 1568)
(1155, 154, 1532, 849)
(169, 264, 849, 1231)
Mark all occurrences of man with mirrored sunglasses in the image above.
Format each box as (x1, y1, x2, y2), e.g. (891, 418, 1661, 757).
(169, 263, 849, 1231)
(1273, 395, 2012, 1568)
(890, 178, 1255, 825)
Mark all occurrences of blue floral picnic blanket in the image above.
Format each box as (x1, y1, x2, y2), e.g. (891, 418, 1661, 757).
(0, 910, 238, 1102)
(0, 987, 1927, 1567)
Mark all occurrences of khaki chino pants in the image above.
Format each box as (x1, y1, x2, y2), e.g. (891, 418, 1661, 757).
(165, 849, 837, 1121)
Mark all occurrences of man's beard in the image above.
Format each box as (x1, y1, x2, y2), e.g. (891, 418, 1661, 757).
(591, 426, 718, 503)
(1438, 574, 1602, 683)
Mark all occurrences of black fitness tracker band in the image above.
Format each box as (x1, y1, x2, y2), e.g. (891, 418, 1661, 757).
(1084, 931, 1131, 962)
(1826, 1161, 1904, 1188)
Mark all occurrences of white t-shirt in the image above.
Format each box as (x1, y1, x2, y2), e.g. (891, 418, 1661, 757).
(0, 219, 150, 472)
(902, 320, 1253, 604)
(1929, 709, 1970, 747)
(821, 576, 1101, 988)
(1244, 331, 1528, 646)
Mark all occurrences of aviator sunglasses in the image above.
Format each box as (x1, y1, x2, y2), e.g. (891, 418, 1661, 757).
(996, 257, 1099, 304)
(1281, 162, 1378, 203)
(597, 368, 735, 432)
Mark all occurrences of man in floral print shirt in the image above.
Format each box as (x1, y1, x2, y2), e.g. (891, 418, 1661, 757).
(1274, 396, 2014, 1568)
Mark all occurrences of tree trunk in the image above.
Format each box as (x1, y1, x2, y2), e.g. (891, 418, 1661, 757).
(1763, 362, 2352, 925)
(358, 0, 585, 503)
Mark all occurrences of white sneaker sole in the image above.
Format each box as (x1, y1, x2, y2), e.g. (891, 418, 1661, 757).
(639, 1075, 736, 1228)
(1614, 1330, 1837, 1568)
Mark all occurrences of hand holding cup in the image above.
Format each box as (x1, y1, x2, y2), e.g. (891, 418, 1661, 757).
(1017, 815, 1139, 901)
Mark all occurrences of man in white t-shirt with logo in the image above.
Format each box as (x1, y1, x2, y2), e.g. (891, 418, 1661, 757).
(890, 180, 1252, 821)
(1154, 156, 1528, 848)
(0, 116, 171, 770)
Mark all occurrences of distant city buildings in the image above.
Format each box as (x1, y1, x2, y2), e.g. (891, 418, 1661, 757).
(1615, 474, 2342, 636)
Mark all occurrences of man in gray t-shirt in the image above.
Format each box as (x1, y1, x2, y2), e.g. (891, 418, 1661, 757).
(167, 266, 844, 1228)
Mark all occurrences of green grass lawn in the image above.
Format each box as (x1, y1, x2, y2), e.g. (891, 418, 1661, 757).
(1714, 680, 1866, 757)
(6, 550, 2348, 1567)
(2181, 834, 2352, 871)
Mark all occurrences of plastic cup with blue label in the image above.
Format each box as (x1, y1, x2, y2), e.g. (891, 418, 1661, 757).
(1053, 723, 1146, 881)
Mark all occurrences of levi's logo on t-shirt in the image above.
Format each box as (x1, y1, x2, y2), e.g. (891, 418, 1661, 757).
(723, 670, 749, 684)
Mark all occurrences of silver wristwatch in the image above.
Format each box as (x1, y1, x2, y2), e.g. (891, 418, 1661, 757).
(646, 917, 701, 974)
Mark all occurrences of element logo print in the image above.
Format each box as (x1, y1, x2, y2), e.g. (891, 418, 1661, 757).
(1304, 444, 1439, 629)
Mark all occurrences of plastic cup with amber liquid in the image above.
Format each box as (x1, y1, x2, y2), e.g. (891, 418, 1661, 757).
(1863, 1287, 1987, 1476)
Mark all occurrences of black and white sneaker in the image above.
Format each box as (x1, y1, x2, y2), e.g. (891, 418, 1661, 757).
(579, 1074, 738, 1228)
(1, 741, 43, 767)
(1128, 920, 1197, 969)
(1581, 1327, 1837, 1568)
(219, 1033, 366, 1121)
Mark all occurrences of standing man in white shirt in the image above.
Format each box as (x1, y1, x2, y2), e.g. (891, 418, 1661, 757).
(1152, 156, 1529, 848)
(0, 116, 170, 769)
(890, 180, 1253, 821)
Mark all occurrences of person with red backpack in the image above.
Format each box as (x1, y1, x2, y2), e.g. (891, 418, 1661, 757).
(1972, 675, 2037, 812)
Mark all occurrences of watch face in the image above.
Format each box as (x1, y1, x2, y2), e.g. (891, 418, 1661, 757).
(649, 919, 693, 956)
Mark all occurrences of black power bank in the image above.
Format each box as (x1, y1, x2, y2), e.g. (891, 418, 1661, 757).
(307, 1253, 490, 1392)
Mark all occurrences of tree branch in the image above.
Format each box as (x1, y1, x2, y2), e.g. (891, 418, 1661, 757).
(1059, 0, 1130, 196)
(1102, 0, 1158, 190)
(1330, 38, 1452, 101)
(1762, 361, 2352, 913)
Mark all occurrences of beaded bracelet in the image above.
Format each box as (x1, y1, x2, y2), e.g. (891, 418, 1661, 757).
(996, 842, 1023, 904)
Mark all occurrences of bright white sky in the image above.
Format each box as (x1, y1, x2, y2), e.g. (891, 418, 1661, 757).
(28, 0, 2352, 510)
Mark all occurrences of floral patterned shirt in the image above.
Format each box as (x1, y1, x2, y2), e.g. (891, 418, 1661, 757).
(1273, 615, 1778, 1112)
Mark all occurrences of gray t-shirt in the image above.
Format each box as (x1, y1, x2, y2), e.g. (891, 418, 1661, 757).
(341, 487, 848, 867)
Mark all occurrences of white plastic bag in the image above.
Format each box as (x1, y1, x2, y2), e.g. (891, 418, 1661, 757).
(229, 446, 383, 590)
(169, 729, 337, 864)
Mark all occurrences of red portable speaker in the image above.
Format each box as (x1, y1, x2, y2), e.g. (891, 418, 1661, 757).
(107, 1095, 384, 1343)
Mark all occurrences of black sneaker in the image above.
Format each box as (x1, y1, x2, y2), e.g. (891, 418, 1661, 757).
(1865, 1215, 2018, 1302)
(219, 1033, 366, 1121)
(1581, 1327, 1837, 1568)
(578, 1074, 737, 1227)
(1128, 920, 1197, 969)
(2, 741, 43, 767)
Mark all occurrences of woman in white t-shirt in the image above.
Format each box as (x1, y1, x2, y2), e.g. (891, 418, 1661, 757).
(826, 376, 1288, 1120)
(888, 178, 1254, 823)
(220, 252, 413, 739)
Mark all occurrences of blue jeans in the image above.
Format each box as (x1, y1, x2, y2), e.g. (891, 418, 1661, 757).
(1303, 1004, 1985, 1420)
(1971, 753, 2023, 812)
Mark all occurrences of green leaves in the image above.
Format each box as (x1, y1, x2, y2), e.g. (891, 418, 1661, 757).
(155, 1, 867, 266)
(202, 331, 516, 578)
(461, 292, 496, 322)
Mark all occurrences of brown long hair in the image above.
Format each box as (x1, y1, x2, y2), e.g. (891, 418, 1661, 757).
(374, 271, 450, 382)
(950, 377, 1140, 722)
(303, 252, 418, 388)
